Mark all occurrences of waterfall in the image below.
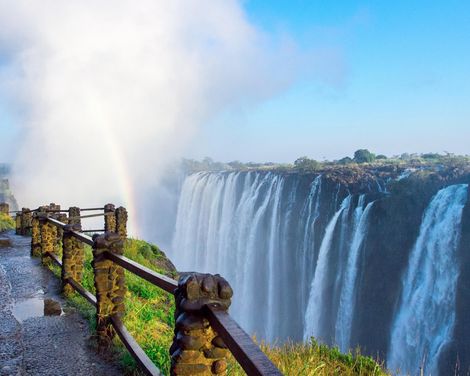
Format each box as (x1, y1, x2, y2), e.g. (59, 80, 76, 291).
(170, 170, 470, 373)
(387, 184, 469, 375)
(303, 195, 352, 342)
(335, 198, 374, 352)
(172, 171, 345, 341)
(298, 176, 322, 312)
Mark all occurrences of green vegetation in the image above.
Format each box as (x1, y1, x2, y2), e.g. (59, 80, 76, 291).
(46, 236, 387, 375)
(294, 156, 321, 171)
(227, 339, 387, 375)
(353, 149, 376, 164)
(48, 238, 177, 374)
(183, 151, 470, 174)
(0, 213, 14, 232)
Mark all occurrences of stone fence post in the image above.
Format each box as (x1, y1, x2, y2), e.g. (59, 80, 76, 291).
(15, 213, 21, 235)
(115, 206, 128, 240)
(61, 207, 84, 296)
(21, 208, 32, 236)
(48, 203, 61, 255)
(62, 224, 84, 296)
(170, 273, 233, 376)
(39, 209, 54, 265)
(92, 232, 126, 349)
(31, 210, 42, 257)
(0, 202, 9, 214)
(104, 204, 116, 233)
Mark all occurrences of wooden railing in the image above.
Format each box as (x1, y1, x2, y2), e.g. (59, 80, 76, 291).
(8, 203, 282, 376)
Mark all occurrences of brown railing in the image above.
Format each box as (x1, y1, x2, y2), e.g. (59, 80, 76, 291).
(9, 203, 282, 376)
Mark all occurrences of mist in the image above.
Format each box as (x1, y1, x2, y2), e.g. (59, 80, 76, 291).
(0, 0, 311, 235)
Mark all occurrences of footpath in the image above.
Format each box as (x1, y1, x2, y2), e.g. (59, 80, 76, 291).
(0, 231, 123, 376)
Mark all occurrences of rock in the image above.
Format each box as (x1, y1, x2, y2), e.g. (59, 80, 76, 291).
(0, 238, 11, 248)
(43, 299, 62, 316)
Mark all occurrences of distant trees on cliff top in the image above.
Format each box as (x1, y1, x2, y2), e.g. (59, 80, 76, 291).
(182, 151, 470, 173)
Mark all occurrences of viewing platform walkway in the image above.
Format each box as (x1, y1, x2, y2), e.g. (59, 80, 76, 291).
(0, 231, 123, 376)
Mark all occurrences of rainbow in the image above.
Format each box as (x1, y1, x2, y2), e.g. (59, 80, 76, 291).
(97, 123, 138, 237)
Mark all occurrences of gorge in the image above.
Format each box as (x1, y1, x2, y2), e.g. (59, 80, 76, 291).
(165, 163, 470, 375)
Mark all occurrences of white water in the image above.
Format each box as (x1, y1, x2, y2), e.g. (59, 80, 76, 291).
(335, 198, 374, 351)
(387, 184, 469, 376)
(171, 171, 469, 372)
(303, 195, 352, 342)
(172, 171, 345, 341)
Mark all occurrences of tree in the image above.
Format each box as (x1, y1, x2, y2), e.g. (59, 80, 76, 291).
(353, 149, 376, 163)
(294, 156, 320, 171)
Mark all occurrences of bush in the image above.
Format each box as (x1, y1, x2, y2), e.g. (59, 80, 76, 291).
(353, 149, 376, 164)
(294, 156, 321, 171)
(0, 213, 14, 232)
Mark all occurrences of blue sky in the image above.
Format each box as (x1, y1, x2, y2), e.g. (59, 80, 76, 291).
(1, 1, 469, 163)
(192, 0, 470, 162)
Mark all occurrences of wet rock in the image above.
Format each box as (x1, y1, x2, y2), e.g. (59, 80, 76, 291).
(44, 299, 62, 316)
(0, 238, 11, 248)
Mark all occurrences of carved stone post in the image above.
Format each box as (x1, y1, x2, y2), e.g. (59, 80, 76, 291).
(115, 206, 128, 240)
(0, 202, 9, 214)
(92, 232, 126, 349)
(15, 214, 21, 235)
(61, 224, 84, 296)
(56, 212, 67, 252)
(21, 208, 32, 236)
(47, 204, 60, 255)
(104, 204, 116, 233)
(31, 207, 47, 257)
(61, 207, 82, 296)
(170, 273, 233, 376)
(39, 215, 54, 265)
(68, 207, 81, 227)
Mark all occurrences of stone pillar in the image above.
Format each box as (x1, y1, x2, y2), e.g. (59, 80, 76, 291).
(92, 232, 126, 349)
(68, 207, 81, 227)
(0, 202, 9, 214)
(48, 204, 60, 255)
(31, 207, 47, 257)
(15, 214, 21, 235)
(61, 224, 85, 296)
(115, 207, 128, 240)
(56, 211, 67, 252)
(31, 215, 41, 257)
(170, 273, 233, 376)
(104, 204, 116, 233)
(61, 207, 82, 296)
(39, 217, 54, 265)
(21, 208, 32, 236)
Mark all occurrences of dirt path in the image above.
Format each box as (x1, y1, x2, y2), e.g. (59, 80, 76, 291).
(0, 231, 123, 376)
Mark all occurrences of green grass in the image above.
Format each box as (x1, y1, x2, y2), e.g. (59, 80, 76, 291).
(227, 339, 387, 375)
(0, 213, 15, 232)
(46, 237, 387, 376)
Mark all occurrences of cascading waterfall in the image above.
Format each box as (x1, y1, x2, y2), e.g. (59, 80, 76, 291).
(335, 198, 374, 352)
(303, 195, 352, 342)
(298, 176, 322, 312)
(303, 194, 375, 348)
(170, 170, 470, 373)
(387, 184, 469, 375)
(173, 171, 359, 342)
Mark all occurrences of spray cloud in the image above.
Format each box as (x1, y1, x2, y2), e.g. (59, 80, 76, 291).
(0, 0, 322, 234)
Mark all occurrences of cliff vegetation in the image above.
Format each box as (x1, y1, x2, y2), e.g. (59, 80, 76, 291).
(0, 213, 14, 232)
(46, 236, 387, 375)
